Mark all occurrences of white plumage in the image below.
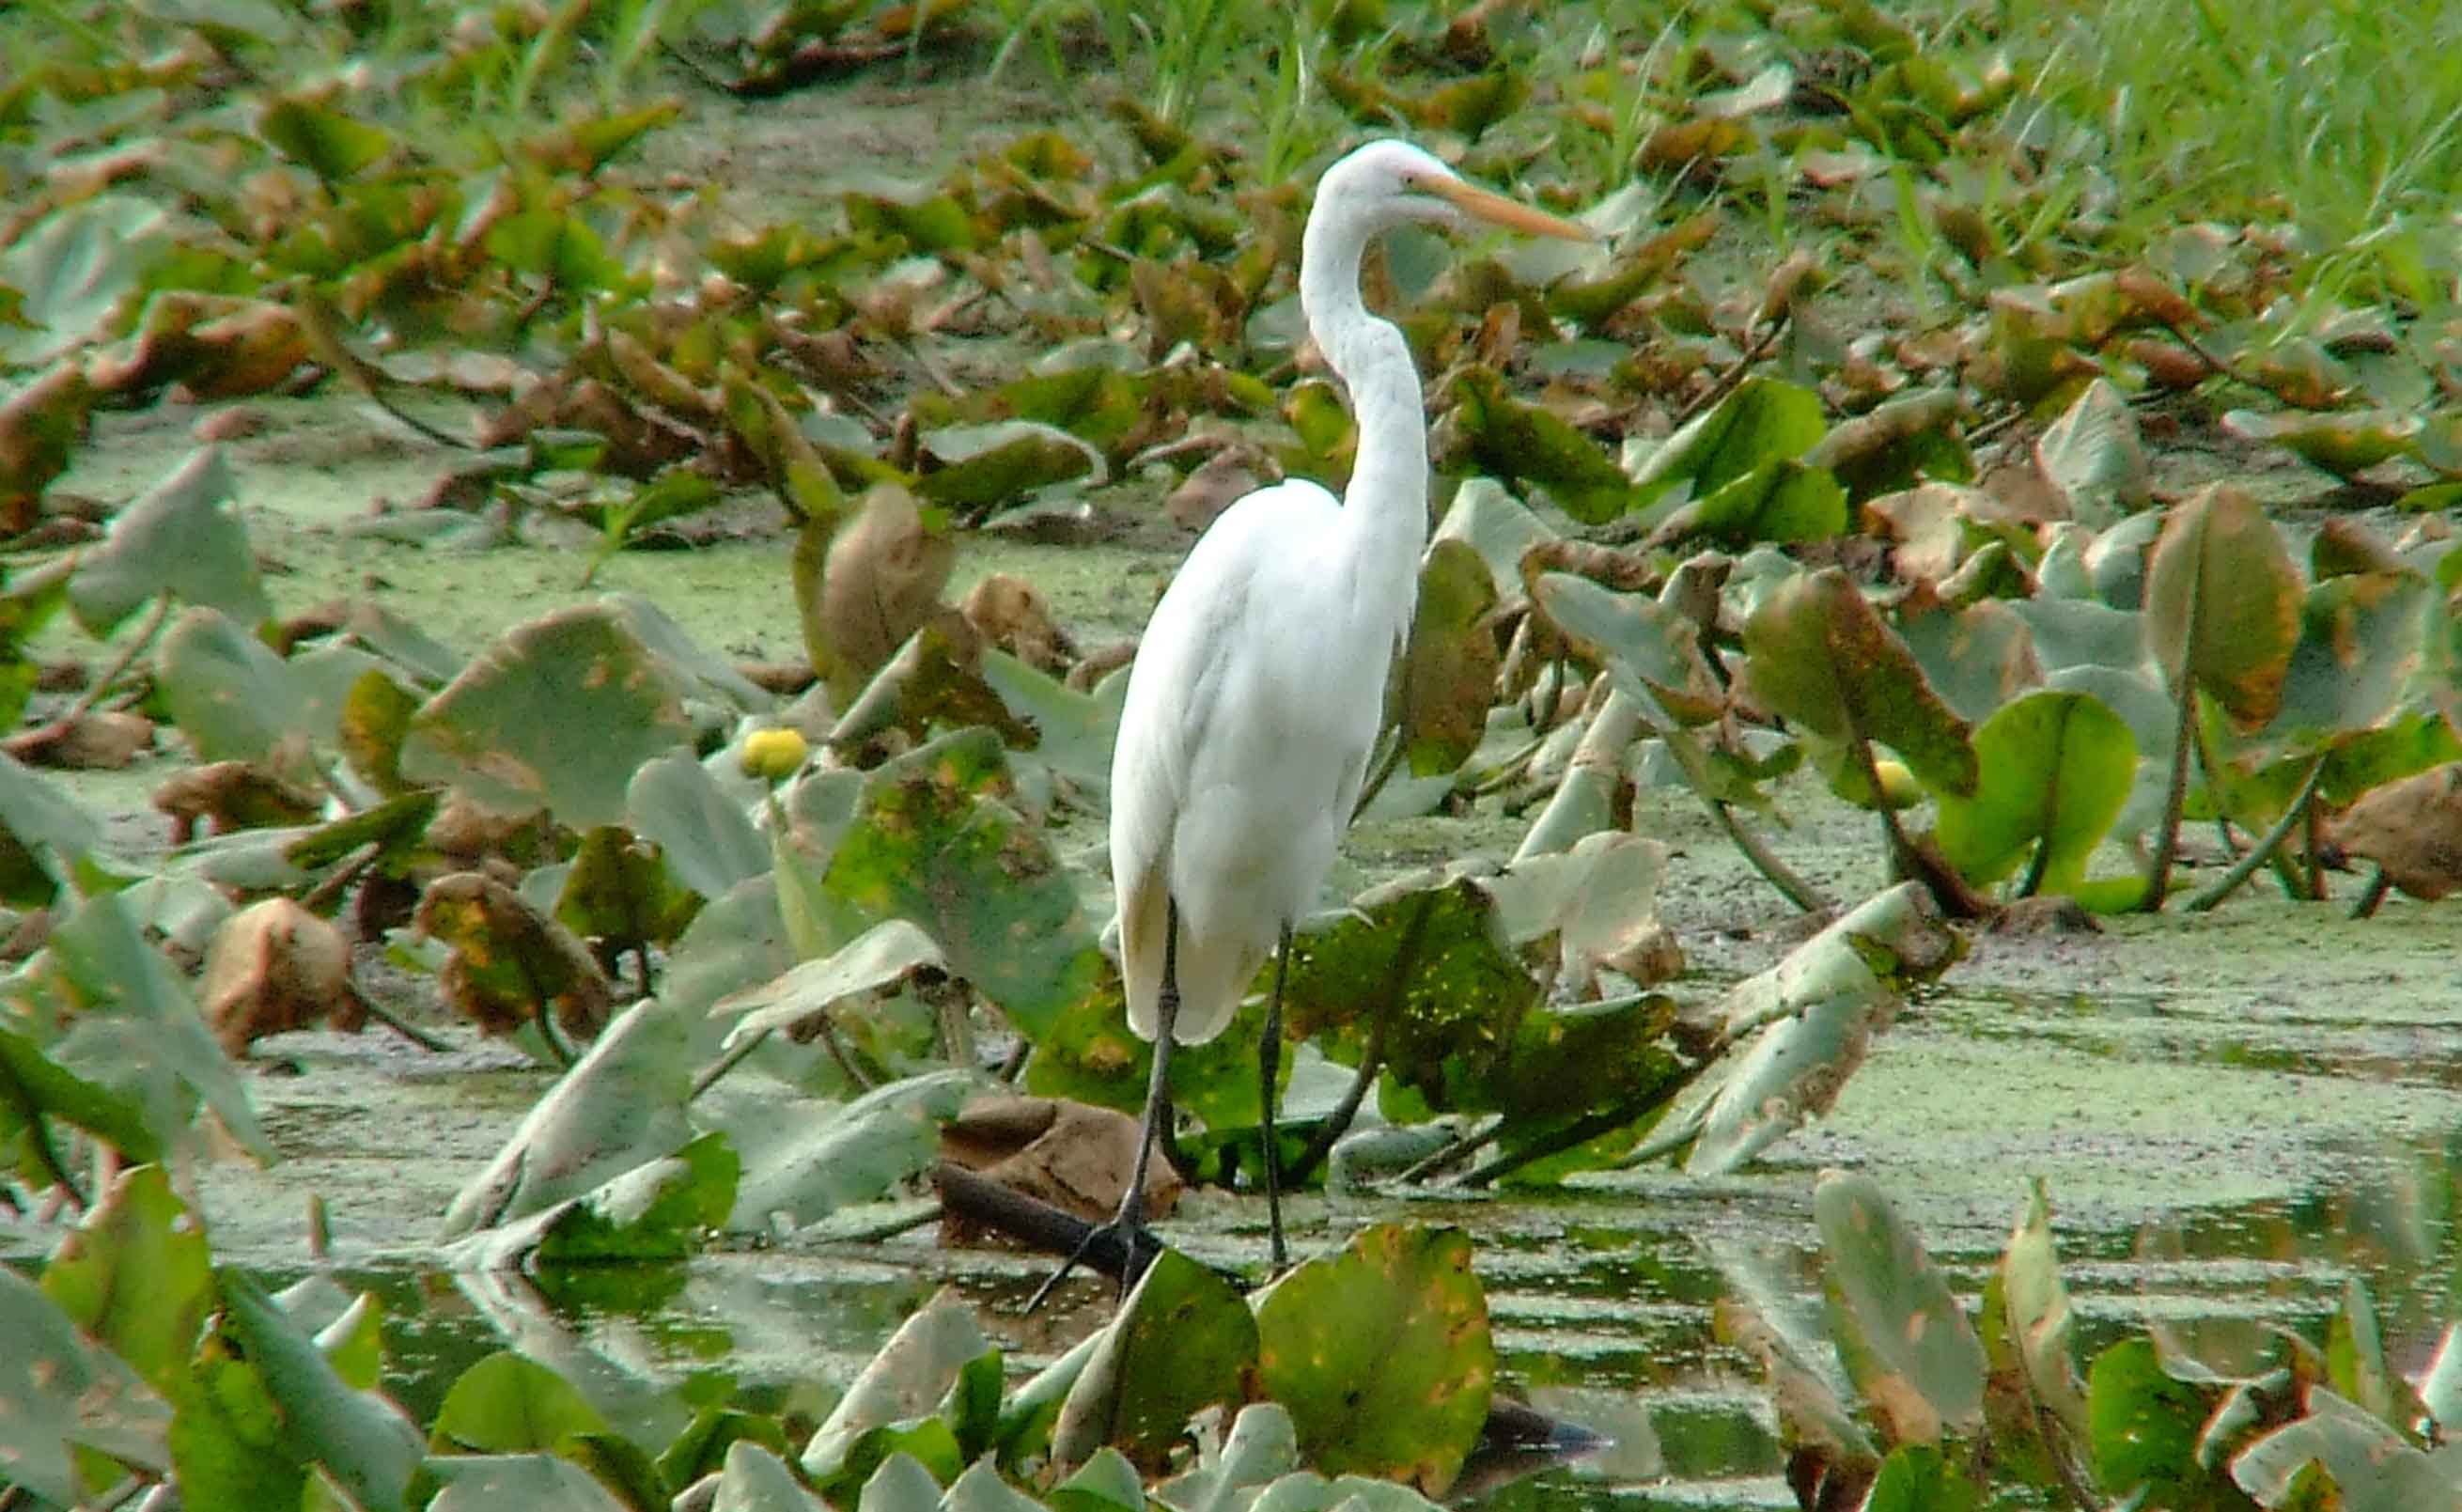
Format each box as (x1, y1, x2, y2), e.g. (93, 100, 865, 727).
(1043, 140, 1589, 1299)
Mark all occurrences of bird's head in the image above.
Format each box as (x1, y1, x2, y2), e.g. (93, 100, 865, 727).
(1318, 139, 1592, 242)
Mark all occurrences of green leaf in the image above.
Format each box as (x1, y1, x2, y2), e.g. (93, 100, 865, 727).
(1675, 884, 1963, 1174)
(1659, 457, 1848, 546)
(1052, 1251, 1258, 1471)
(1934, 690, 2136, 893)
(628, 749, 769, 900)
(2087, 1335, 2216, 1501)
(1813, 1173, 1987, 1442)
(1397, 539, 1501, 776)
(218, 1270, 423, 1512)
(555, 824, 702, 955)
(1254, 1224, 1494, 1495)
(0, 1266, 173, 1502)
(802, 1292, 990, 1488)
(709, 1439, 828, 1509)
(0, 1021, 164, 1171)
(0, 748, 102, 904)
(1630, 377, 1827, 511)
(155, 606, 305, 767)
(431, 1350, 611, 1454)
(401, 602, 693, 830)
(444, 1128, 737, 1269)
(1530, 571, 1725, 723)
(1998, 1179, 2089, 1442)
(69, 447, 272, 636)
(1862, 1443, 1982, 1511)
(817, 728, 1103, 1040)
(40, 1164, 211, 1397)
(717, 919, 947, 1045)
(1441, 367, 1631, 522)
(257, 95, 397, 181)
(2143, 483, 2301, 730)
(723, 1069, 978, 1232)
(41, 890, 273, 1161)
(2037, 379, 2150, 522)
(1153, 1403, 1301, 1512)
(1741, 566, 1977, 797)
(913, 422, 1100, 519)
(440, 1001, 694, 1239)
(425, 1452, 633, 1510)
(0, 196, 166, 365)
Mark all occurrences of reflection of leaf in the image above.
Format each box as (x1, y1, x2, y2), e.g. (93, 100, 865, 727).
(1254, 1224, 1493, 1495)
(69, 447, 272, 636)
(1815, 1173, 1987, 1443)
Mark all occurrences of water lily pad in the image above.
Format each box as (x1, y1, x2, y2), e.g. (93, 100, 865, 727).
(1741, 567, 1977, 799)
(432, 1350, 611, 1453)
(1254, 1224, 1494, 1494)
(401, 602, 693, 830)
(0, 1266, 173, 1503)
(1630, 377, 1826, 511)
(1935, 689, 2136, 895)
(69, 446, 271, 637)
(1052, 1249, 1258, 1472)
(2143, 483, 2300, 731)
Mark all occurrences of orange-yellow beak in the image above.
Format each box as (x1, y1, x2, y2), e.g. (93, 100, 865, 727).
(1426, 178, 1596, 241)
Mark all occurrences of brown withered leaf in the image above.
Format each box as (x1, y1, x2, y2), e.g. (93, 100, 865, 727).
(938, 1094, 1180, 1236)
(0, 361, 96, 536)
(2, 711, 153, 770)
(415, 870, 615, 1043)
(960, 572, 1076, 675)
(815, 483, 957, 701)
(199, 897, 354, 1056)
(152, 759, 320, 843)
(2330, 763, 2462, 900)
(1165, 446, 1264, 532)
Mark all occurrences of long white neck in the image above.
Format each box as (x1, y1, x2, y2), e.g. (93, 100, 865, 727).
(1301, 209, 1426, 651)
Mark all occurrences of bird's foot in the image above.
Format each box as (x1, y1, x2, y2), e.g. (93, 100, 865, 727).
(1022, 1208, 1165, 1313)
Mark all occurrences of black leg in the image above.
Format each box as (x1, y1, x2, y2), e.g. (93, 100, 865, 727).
(1260, 922, 1292, 1275)
(1025, 898, 1180, 1311)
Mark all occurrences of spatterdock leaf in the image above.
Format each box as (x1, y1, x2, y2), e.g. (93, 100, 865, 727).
(1254, 1224, 1493, 1495)
(1441, 367, 1631, 522)
(40, 1165, 211, 1398)
(1397, 540, 1501, 776)
(401, 602, 693, 830)
(2143, 484, 2300, 731)
(0, 1267, 173, 1502)
(1630, 376, 1826, 510)
(1934, 690, 2136, 896)
(1814, 1173, 1988, 1443)
(1740, 567, 1977, 797)
(1052, 1250, 1257, 1472)
(69, 447, 272, 636)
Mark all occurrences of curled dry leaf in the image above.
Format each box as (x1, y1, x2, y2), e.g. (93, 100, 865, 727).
(937, 1094, 1181, 1236)
(200, 897, 355, 1056)
(414, 871, 614, 1041)
(2328, 762, 2462, 900)
(959, 572, 1076, 676)
(151, 758, 320, 843)
(815, 484, 956, 700)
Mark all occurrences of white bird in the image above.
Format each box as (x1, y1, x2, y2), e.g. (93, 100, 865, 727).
(1041, 140, 1589, 1299)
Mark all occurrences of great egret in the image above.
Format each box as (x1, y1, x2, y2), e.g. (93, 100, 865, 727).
(1036, 140, 1589, 1302)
